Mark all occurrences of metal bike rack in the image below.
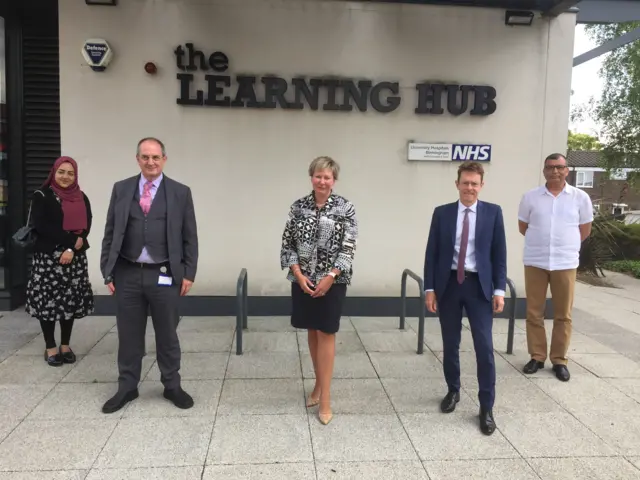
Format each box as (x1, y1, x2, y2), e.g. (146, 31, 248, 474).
(236, 268, 248, 355)
(400, 269, 426, 355)
(505, 277, 517, 355)
(399, 269, 517, 356)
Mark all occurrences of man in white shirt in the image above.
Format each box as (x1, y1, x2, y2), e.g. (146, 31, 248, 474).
(518, 153, 593, 382)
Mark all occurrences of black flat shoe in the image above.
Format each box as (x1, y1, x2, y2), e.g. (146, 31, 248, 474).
(523, 359, 544, 374)
(479, 408, 496, 436)
(44, 350, 63, 367)
(60, 348, 76, 364)
(440, 391, 460, 413)
(102, 388, 139, 414)
(553, 364, 571, 382)
(164, 386, 194, 409)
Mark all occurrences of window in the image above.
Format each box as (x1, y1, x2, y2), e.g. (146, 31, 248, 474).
(609, 169, 628, 180)
(576, 170, 594, 188)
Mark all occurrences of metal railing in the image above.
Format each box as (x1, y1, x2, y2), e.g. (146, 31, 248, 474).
(400, 269, 426, 354)
(399, 269, 518, 355)
(236, 268, 248, 355)
(505, 277, 517, 355)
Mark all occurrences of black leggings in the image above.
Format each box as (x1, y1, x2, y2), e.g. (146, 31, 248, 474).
(40, 320, 75, 349)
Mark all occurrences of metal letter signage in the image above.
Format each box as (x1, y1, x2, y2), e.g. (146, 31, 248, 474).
(173, 43, 497, 117)
(82, 38, 113, 72)
(408, 143, 492, 162)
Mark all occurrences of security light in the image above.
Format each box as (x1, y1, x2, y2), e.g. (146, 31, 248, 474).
(505, 10, 534, 26)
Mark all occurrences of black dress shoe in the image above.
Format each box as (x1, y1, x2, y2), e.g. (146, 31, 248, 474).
(163, 386, 194, 409)
(44, 350, 63, 367)
(440, 391, 460, 413)
(553, 364, 571, 382)
(102, 388, 139, 414)
(60, 348, 76, 364)
(523, 359, 544, 374)
(479, 408, 496, 436)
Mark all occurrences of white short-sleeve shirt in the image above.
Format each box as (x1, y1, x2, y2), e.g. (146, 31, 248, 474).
(518, 183, 594, 271)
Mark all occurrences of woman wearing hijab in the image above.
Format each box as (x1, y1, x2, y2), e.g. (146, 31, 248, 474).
(26, 156, 94, 367)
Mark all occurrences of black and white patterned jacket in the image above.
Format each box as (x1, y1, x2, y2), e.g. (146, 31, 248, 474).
(280, 192, 358, 285)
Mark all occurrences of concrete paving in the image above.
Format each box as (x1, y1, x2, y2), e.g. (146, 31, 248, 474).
(1, 271, 640, 478)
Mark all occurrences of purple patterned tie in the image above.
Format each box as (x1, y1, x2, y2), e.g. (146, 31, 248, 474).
(457, 208, 470, 284)
(140, 181, 153, 215)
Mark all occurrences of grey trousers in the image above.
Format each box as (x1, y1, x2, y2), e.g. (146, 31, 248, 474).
(114, 259, 181, 391)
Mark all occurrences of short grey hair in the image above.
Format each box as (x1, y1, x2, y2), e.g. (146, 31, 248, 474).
(137, 137, 166, 156)
(308, 156, 340, 180)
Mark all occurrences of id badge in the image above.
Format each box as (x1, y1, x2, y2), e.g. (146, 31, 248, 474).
(158, 266, 173, 286)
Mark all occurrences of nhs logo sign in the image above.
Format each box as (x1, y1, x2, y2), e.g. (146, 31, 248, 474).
(452, 144, 491, 162)
(408, 142, 492, 162)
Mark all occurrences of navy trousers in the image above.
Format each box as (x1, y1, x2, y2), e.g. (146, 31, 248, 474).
(438, 271, 496, 410)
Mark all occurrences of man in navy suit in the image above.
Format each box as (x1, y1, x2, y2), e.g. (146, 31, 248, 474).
(424, 161, 507, 435)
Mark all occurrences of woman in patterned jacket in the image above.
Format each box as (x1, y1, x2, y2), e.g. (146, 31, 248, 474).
(25, 156, 94, 367)
(280, 156, 358, 425)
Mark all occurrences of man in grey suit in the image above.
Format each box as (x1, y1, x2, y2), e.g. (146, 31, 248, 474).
(101, 137, 198, 413)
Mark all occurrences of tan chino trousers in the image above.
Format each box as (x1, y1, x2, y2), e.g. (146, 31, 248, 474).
(524, 266, 577, 365)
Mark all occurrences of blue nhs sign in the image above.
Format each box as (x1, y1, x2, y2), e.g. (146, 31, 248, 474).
(452, 144, 491, 162)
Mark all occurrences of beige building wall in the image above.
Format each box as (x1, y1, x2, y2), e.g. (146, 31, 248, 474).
(58, 0, 576, 298)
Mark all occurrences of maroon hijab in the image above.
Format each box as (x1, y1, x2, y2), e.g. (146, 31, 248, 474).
(42, 156, 88, 232)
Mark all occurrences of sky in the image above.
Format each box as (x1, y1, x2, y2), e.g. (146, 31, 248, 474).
(570, 24, 605, 137)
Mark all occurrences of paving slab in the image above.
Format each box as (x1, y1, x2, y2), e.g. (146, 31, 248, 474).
(2, 300, 640, 476)
(62, 353, 154, 383)
(424, 459, 540, 480)
(204, 463, 316, 479)
(528, 457, 640, 479)
(0, 419, 117, 471)
(226, 352, 300, 379)
(86, 467, 203, 480)
(310, 414, 418, 462)
(123, 380, 223, 418)
(401, 412, 519, 461)
(0, 384, 55, 420)
(27, 383, 122, 420)
(94, 417, 213, 469)
(217, 378, 305, 415)
(206, 414, 312, 464)
(498, 411, 618, 458)
(368, 352, 443, 378)
(0, 471, 88, 480)
(316, 461, 429, 480)
(303, 378, 394, 414)
(381, 377, 479, 414)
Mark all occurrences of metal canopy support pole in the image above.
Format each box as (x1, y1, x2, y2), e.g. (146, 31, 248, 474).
(573, 26, 640, 67)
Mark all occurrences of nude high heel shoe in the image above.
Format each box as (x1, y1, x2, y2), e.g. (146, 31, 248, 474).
(318, 411, 333, 425)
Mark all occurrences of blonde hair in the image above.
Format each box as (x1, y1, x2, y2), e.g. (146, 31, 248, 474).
(308, 156, 340, 180)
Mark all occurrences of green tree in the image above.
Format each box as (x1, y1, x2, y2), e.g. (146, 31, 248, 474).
(584, 22, 640, 174)
(567, 130, 602, 151)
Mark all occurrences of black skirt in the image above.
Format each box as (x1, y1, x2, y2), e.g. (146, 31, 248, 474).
(290, 281, 347, 334)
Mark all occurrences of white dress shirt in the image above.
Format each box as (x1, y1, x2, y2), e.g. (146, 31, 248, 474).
(136, 173, 164, 264)
(427, 200, 505, 297)
(518, 183, 594, 271)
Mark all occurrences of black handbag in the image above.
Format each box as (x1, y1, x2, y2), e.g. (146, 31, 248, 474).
(12, 190, 43, 249)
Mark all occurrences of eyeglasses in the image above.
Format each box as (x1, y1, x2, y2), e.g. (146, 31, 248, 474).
(138, 155, 163, 162)
(544, 165, 567, 171)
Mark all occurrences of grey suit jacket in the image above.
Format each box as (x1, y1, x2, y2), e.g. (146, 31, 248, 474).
(100, 174, 199, 284)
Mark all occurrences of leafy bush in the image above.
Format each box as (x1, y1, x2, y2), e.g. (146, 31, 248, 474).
(603, 260, 640, 279)
(579, 215, 623, 276)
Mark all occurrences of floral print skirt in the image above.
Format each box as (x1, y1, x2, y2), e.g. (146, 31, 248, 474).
(26, 250, 94, 322)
